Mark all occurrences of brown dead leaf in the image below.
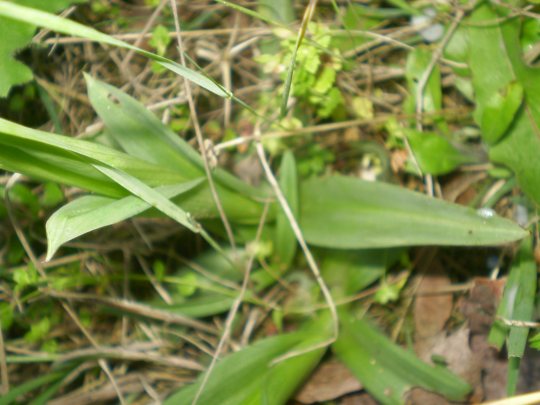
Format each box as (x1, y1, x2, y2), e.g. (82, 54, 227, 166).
(459, 277, 506, 334)
(405, 387, 450, 405)
(341, 392, 378, 405)
(295, 359, 362, 404)
(442, 172, 486, 204)
(414, 250, 453, 357)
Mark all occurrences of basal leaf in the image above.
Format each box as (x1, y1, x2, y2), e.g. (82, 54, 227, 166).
(93, 165, 198, 233)
(163, 314, 330, 405)
(333, 310, 470, 404)
(274, 150, 298, 266)
(84, 75, 266, 200)
(45, 179, 204, 261)
(300, 175, 526, 249)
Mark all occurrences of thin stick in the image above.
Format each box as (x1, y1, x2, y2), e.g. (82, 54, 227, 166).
(253, 126, 339, 364)
(215, 107, 471, 152)
(191, 203, 270, 405)
(168, 0, 237, 253)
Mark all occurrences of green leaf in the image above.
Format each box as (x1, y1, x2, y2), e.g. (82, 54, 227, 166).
(0, 118, 187, 195)
(479, 81, 523, 145)
(405, 47, 442, 114)
(40, 182, 64, 207)
(274, 151, 298, 267)
(320, 249, 402, 298)
(0, 0, 86, 97)
(93, 165, 199, 233)
(333, 310, 471, 404)
(157, 293, 235, 318)
(257, 0, 294, 24)
(407, 130, 472, 175)
(148, 24, 171, 56)
(488, 237, 536, 363)
(45, 179, 204, 261)
(164, 315, 330, 404)
(467, 3, 540, 204)
(84, 75, 264, 200)
(300, 175, 527, 249)
(0, 1, 229, 97)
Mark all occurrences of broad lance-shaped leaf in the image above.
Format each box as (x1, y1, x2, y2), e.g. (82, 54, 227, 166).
(164, 314, 330, 404)
(84, 75, 266, 200)
(274, 150, 298, 266)
(0, 117, 266, 223)
(46, 179, 204, 261)
(300, 176, 527, 249)
(333, 310, 470, 404)
(0, 1, 229, 98)
(467, 3, 540, 204)
(0, 118, 186, 192)
(94, 165, 199, 233)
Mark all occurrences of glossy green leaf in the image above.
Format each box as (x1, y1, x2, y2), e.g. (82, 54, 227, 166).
(300, 175, 527, 249)
(274, 151, 298, 266)
(479, 81, 523, 145)
(407, 130, 472, 175)
(467, 3, 540, 204)
(0, 1, 229, 97)
(333, 311, 470, 404)
(164, 315, 330, 404)
(45, 179, 204, 261)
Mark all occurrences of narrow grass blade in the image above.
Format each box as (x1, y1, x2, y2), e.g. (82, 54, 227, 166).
(46, 179, 204, 261)
(93, 165, 199, 233)
(300, 175, 527, 248)
(0, 1, 229, 97)
(274, 151, 298, 266)
(488, 237, 536, 395)
(0, 370, 68, 405)
(333, 310, 470, 404)
(280, 0, 317, 117)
